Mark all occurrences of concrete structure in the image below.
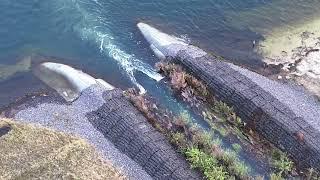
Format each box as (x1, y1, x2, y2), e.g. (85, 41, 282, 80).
(138, 22, 320, 170)
(33, 62, 114, 102)
(3, 62, 199, 180)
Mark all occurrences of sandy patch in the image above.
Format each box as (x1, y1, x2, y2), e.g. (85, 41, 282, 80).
(224, 1, 320, 97)
(257, 18, 320, 97)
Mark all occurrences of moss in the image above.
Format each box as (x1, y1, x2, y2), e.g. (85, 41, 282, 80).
(0, 119, 125, 180)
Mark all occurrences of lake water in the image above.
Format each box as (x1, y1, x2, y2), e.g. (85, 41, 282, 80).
(0, 0, 319, 176)
(1, 0, 319, 106)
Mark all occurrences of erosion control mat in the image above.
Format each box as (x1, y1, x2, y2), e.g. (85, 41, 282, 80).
(0, 119, 124, 180)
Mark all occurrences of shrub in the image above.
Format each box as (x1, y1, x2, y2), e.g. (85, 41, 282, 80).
(204, 167, 230, 180)
(221, 150, 237, 166)
(170, 132, 188, 150)
(185, 147, 229, 180)
(271, 149, 294, 176)
(213, 101, 234, 120)
(229, 161, 250, 179)
(191, 131, 213, 151)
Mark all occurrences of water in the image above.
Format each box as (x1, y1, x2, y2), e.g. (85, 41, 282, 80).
(1, 0, 320, 177)
(1, 0, 319, 105)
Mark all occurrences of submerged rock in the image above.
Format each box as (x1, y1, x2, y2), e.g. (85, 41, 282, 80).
(0, 56, 31, 82)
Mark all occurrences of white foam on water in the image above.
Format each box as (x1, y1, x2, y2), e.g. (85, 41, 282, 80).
(52, 0, 163, 94)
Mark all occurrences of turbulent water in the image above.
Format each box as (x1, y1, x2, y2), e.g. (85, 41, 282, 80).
(1, 0, 320, 105)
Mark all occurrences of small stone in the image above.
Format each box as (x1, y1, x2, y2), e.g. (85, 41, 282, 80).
(277, 75, 283, 80)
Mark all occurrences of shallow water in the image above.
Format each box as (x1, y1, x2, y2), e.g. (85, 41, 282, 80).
(1, 0, 319, 177)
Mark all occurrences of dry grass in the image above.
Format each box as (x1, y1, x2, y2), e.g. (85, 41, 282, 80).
(0, 119, 125, 180)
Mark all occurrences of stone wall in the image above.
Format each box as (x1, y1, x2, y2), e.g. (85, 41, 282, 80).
(87, 89, 200, 180)
(168, 47, 320, 170)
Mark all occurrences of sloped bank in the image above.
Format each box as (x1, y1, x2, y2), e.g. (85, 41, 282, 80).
(138, 23, 320, 172)
(2, 62, 200, 180)
(86, 89, 201, 180)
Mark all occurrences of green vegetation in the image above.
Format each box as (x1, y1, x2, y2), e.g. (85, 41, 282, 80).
(270, 173, 284, 180)
(271, 149, 294, 176)
(212, 101, 234, 120)
(0, 119, 125, 180)
(185, 147, 229, 180)
(172, 112, 251, 179)
(232, 143, 242, 153)
(129, 62, 317, 179)
(170, 132, 188, 150)
(128, 89, 252, 179)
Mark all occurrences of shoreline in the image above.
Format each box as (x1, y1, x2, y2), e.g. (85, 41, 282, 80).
(136, 22, 320, 178)
(257, 16, 320, 98)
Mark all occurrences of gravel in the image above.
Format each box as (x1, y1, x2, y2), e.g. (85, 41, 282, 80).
(229, 63, 320, 130)
(6, 85, 152, 180)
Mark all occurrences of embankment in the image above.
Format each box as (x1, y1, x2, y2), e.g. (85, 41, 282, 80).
(3, 84, 200, 180)
(165, 46, 320, 171)
(87, 88, 201, 179)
